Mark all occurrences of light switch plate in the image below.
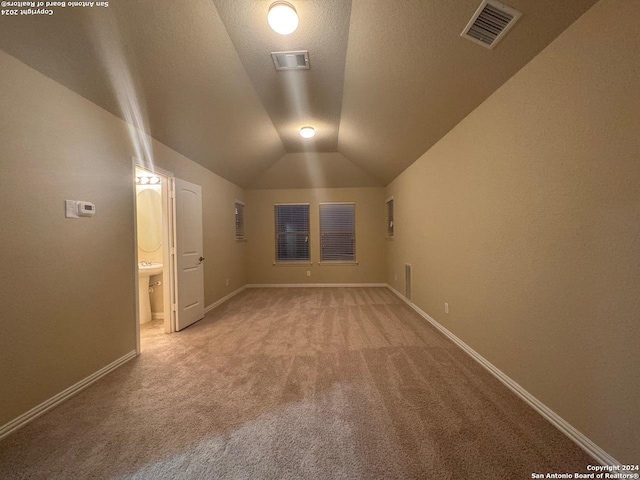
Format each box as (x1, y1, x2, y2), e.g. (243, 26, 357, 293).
(65, 200, 79, 218)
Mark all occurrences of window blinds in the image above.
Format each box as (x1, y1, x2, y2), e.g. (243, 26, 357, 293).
(386, 198, 394, 237)
(275, 204, 310, 262)
(320, 203, 355, 262)
(235, 202, 245, 240)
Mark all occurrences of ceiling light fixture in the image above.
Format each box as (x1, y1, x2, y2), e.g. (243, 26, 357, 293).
(136, 175, 161, 185)
(299, 126, 315, 138)
(268, 2, 299, 35)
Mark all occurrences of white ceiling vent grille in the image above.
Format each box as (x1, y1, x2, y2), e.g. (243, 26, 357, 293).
(461, 0, 522, 49)
(271, 51, 310, 71)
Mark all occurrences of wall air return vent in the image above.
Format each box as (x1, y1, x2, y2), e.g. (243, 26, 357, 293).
(405, 264, 412, 301)
(271, 50, 310, 71)
(461, 0, 522, 49)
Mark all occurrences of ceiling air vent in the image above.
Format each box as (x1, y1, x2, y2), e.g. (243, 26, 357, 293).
(461, 0, 522, 49)
(271, 50, 310, 71)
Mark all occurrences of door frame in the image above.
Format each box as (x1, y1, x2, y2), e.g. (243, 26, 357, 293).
(132, 158, 177, 354)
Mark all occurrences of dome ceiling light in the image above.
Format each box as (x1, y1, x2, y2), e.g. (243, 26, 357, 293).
(299, 126, 316, 138)
(268, 2, 299, 35)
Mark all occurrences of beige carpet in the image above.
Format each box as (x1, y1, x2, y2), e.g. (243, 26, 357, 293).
(0, 287, 592, 479)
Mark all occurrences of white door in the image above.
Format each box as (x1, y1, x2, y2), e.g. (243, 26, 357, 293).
(174, 178, 205, 331)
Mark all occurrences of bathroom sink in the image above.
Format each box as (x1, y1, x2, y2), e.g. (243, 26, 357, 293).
(138, 263, 163, 325)
(138, 263, 163, 277)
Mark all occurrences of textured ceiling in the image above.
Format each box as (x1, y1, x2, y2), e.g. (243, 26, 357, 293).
(0, 0, 284, 186)
(212, 0, 352, 153)
(248, 152, 381, 190)
(338, 0, 599, 184)
(0, 0, 598, 188)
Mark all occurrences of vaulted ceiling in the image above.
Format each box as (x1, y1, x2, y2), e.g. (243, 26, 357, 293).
(0, 0, 597, 189)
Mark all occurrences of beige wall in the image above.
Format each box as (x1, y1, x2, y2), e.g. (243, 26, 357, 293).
(137, 139, 246, 308)
(245, 188, 386, 285)
(386, 0, 640, 462)
(0, 50, 245, 426)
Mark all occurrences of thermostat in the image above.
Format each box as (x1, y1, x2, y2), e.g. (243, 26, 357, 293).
(77, 201, 95, 216)
(65, 200, 96, 218)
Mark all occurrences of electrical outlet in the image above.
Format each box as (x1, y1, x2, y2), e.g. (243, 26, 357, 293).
(445, 303, 449, 314)
(225, 278, 229, 286)
(306, 270, 311, 277)
(394, 274, 398, 281)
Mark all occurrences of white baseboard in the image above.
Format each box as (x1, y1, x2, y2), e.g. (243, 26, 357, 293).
(385, 284, 619, 467)
(151, 312, 164, 321)
(204, 285, 247, 314)
(0, 349, 137, 440)
(246, 283, 388, 288)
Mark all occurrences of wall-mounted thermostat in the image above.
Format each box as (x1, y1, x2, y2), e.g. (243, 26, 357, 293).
(77, 201, 95, 216)
(65, 200, 96, 218)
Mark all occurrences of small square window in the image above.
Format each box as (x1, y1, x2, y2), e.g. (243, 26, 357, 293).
(235, 201, 245, 241)
(386, 198, 394, 238)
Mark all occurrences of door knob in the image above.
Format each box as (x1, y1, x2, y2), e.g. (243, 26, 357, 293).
(198, 256, 205, 264)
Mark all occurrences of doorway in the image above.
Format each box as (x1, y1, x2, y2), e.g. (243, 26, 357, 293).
(134, 163, 176, 351)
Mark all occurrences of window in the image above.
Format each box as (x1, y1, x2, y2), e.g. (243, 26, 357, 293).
(235, 201, 245, 241)
(320, 203, 355, 262)
(275, 204, 310, 262)
(386, 197, 394, 238)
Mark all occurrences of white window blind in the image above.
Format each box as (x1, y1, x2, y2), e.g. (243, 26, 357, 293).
(386, 198, 394, 238)
(320, 203, 355, 262)
(235, 202, 245, 240)
(275, 204, 310, 262)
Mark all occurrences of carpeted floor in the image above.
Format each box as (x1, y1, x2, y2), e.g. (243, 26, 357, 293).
(0, 287, 592, 479)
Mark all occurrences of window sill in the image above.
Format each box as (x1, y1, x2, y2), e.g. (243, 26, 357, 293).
(273, 261, 312, 266)
(317, 261, 359, 266)
(236, 238, 247, 243)
(385, 236, 394, 241)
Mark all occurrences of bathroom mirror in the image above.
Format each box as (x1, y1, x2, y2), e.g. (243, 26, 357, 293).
(137, 188, 162, 252)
